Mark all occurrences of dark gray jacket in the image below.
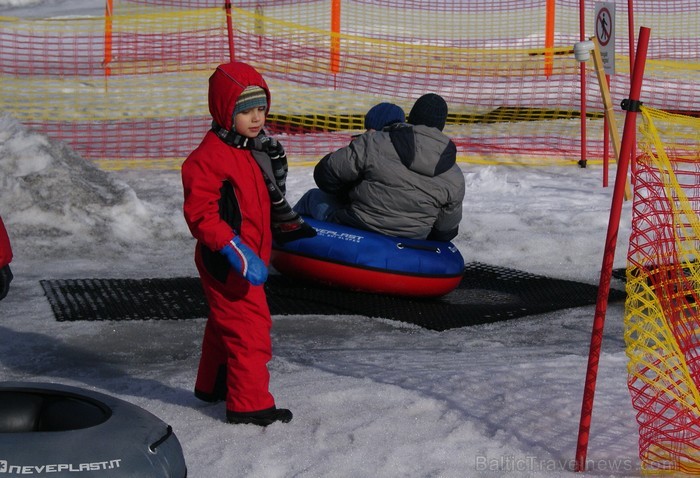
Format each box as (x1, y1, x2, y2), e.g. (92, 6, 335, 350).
(313, 123, 465, 241)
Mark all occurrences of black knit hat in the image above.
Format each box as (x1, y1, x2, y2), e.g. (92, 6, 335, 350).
(407, 93, 448, 131)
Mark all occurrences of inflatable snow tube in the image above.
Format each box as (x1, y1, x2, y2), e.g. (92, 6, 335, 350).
(271, 217, 465, 297)
(0, 382, 187, 477)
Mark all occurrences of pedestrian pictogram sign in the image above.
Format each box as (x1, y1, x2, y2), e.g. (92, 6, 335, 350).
(594, 2, 616, 75)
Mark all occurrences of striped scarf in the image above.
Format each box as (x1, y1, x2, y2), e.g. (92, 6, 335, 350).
(212, 122, 316, 244)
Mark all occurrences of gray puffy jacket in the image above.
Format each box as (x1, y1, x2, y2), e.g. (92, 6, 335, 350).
(313, 123, 465, 241)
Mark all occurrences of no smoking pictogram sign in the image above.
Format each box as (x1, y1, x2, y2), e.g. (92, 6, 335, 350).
(596, 7, 612, 46)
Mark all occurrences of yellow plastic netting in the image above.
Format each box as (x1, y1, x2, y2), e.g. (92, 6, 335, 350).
(0, 0, 698, 168)
(625, 106, 700, 474)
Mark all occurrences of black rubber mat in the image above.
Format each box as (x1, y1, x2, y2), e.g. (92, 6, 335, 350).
(40, 277, 207, 322)
(611, 268, 627, 281)
(40, 263, 626, 331)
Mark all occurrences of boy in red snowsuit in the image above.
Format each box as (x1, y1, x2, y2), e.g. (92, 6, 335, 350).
(181, 62, 311, 426)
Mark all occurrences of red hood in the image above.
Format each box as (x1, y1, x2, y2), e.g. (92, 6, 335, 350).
(208, 62, 271, 131)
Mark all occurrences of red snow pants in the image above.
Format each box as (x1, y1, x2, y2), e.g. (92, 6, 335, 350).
(194, 247, 275, 413)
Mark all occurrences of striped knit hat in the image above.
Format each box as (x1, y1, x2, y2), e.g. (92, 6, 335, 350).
(234, 86, 267, 116)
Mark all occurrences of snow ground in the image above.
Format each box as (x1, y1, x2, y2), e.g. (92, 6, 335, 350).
(0, 0, 648, 475)
(0, 112, 641, 477)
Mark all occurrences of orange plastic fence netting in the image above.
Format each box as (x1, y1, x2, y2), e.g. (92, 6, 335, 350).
(625, 106, 700, 474)
(0, 0, 698, 169)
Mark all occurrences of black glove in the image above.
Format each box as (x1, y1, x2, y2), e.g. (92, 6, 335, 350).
(0, 264, 13, 301)
(272, 217, 317, 244)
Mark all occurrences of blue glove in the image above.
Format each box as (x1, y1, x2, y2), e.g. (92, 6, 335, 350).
(220, 236, 268, 285)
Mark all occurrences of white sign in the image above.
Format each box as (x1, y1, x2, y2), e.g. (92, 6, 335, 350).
(594, 2, 616, 75)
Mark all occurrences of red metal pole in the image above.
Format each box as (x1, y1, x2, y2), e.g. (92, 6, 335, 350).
(103, 0, 113, 77)
(330, 0, 341, 89)
(574, 26, 651, 472)
(330, 0, 341, 73)
(628, 0, 635, 72)
(544, 0, 555, 77)
(225, 1, 235, 62)
(255, 3, 263, 49)
(627, 0, 637, 175)
(578, 0, 587, 168)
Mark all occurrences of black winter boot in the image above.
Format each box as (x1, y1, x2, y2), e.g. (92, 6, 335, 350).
(194, 365, 227, 403)
(226, 406, 293, 426)
(0, 264, 13, 301)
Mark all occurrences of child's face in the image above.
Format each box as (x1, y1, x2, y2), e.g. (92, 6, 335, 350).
(234, 106, 266, 138)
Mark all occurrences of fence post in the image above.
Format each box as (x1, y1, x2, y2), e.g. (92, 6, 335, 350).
(574, 25, 651, 473)
(330, 0, 341, 74)
(225, 1, 235, 61)
(103, 0, 113, 78)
